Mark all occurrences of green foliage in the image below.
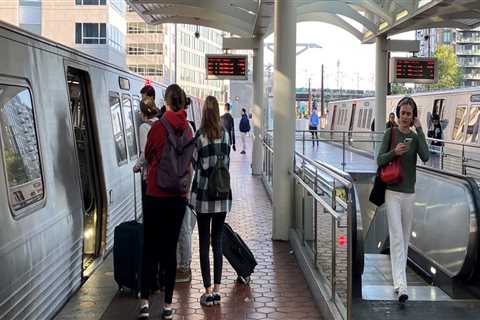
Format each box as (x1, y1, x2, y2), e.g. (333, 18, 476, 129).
(391, 83, 409, 95)
(4, 151, 28, 185)
(430, 45, 463, 89)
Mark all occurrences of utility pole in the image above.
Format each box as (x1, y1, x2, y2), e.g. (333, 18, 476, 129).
(321, 64, 324, 116)
(308, 76, 312, 114)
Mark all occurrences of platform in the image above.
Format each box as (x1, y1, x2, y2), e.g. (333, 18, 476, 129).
(54, 137, 324, 320)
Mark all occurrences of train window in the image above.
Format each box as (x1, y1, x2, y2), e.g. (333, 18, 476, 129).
(122, 95, 138, 160)
(119, 77, 130, 91)
(0, 85, 44, 214)
(109, 93, 128, 165)
(357, 109, 363, 128)
(466, 106, 480, 143)
(367, 109, 373, 129)
(361, 108, 368, 128)
(452, 106, 467, 142)
(433, 99, 445, 119)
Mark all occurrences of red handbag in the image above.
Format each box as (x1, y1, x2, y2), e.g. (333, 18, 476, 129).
(380, 128, 402, 184)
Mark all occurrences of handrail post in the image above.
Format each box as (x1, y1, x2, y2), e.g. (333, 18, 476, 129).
(342, 131, 346, 170)
(462, 145, 466, 175)
(441, 144, 444, 170)
(303, 130, 306, 155)
(331, 214, 337, 301)
(314, 167, 318, 266)
(346, 195, 353, 320)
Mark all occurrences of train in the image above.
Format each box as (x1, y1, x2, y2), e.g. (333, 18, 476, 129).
(326, 87, 480, 145)
(0, 21, 202, 320)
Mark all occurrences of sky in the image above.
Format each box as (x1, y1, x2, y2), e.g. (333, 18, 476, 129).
(264, 21, 415, 91)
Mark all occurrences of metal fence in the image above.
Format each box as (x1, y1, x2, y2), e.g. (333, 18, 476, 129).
(296, 129, 480, 179)
(262, 134, 355, 320)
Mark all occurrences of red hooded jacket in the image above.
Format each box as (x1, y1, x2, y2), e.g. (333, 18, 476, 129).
(145, 110, 193, 198)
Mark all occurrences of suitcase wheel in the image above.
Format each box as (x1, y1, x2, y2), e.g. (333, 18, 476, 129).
(118, 285, 125, 292)
(236, 276, 251, 285)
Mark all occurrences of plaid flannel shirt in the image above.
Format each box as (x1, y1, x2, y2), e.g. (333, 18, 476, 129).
(190, 130, 232, 214)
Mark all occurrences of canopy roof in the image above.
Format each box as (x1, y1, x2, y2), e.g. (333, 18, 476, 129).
(128, 0, 480, 42)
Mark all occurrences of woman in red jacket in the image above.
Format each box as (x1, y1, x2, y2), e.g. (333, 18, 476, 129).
(138, 84, 193, 320)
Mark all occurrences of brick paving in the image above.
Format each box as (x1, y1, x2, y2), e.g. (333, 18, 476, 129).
(58, 137, 323, 320)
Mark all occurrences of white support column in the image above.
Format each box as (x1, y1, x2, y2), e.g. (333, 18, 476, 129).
(375, 34, 388, 157)
(251, 36, 264, 175)
(272, 0, 296, 240)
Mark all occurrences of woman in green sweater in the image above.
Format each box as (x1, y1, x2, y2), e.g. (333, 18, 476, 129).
(377, 96, 429, 303)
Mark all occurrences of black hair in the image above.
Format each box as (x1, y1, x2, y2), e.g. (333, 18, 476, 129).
(140, 85, 155, 99)
(140, 97, 158, 118)
(396, 96, 418, 119)
(242, 108, 246, 114)
(164, 84, 186, 112)
(225, 102, 231, 111)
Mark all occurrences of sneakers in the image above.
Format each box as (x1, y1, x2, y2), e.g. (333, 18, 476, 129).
(212, 292, 221, 305)
(200, 293, 214, 306)
(161, 307, 173, 320)
(138, 305, 149, 319)
(398, 288, 408, 303)
(175, 267, 192, 283)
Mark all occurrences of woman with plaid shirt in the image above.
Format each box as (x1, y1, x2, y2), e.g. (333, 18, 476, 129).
(190, 96, 232, 307)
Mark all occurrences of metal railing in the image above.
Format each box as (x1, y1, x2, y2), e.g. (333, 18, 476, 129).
(294, 129, 480, 179)
(262, 133, 355, 319)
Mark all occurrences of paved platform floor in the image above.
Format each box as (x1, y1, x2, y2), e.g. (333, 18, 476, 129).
(55, 137, 323, 320)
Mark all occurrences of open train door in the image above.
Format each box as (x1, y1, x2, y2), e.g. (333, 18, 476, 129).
(65, 66, 106, 276)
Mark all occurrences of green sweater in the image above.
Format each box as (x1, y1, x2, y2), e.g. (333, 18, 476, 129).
(377, 127, 430, 193)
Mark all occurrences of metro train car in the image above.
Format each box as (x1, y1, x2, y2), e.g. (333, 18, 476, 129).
(0, 21, 202, 320)
(326, 87, 480, 145)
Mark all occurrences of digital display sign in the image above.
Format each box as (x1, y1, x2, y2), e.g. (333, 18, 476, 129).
(206, 54, 248, 80)
(390, 57, 437, 84)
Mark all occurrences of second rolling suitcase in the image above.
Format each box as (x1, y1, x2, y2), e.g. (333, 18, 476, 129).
(222, 222, 257, 284)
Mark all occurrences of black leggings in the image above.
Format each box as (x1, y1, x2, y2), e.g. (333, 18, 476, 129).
(141, 196, 186, 303)
(197, 212, 227, 289)
(309, 125, 319, 141)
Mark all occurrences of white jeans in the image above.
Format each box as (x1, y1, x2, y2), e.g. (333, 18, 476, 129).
(176, 206, 196, 269)
(385, 190, 415, 290)
(241, 132, 247, 151)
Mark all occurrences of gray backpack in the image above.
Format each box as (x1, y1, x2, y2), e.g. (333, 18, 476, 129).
(207, 131, 231, 200)
(156, 117, 195, 193)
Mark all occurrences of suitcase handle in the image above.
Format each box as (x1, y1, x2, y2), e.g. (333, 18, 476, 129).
(133, 172, 137, 221)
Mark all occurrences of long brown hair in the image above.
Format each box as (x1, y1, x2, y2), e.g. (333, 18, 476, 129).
(200, 96, 221, 140)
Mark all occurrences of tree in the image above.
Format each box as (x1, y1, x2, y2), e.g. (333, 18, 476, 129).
(431, 45, 463, 89)
(391, 83, 409, 95)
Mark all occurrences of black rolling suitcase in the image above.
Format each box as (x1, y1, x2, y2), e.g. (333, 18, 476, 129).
(222, 223, 257, 284)
(113, 174, 143, 295)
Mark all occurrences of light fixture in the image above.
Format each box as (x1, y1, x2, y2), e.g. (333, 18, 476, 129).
(430, 266, 437, 275)
(396, 10, 408, 21)
(377, 241, 382, 249)
(411, 231, 417, 238)
(379, 21, 389, 31)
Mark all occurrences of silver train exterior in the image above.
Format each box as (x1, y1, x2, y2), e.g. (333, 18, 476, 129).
(326, 87, 480, 144)
(0, 22, 202, 320)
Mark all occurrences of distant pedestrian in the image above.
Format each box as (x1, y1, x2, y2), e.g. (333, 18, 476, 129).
(221, 102, 236, 151)
(427, 114, 443, 168)
(239, 108, 251, 154)
(377, 96, 429, 304)
(309, 108, 320, 145)
(386, 112, 398, 129)
(190, 96, 232, 307)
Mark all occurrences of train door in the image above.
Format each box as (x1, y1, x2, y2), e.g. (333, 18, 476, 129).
(429, 98, 448, 131)
(66, 67, 105, 273)
(331, 105, 337, 131)
(348, 103, 356, 141)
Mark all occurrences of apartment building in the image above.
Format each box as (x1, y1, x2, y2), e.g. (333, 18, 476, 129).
(0, 0, 127, 67)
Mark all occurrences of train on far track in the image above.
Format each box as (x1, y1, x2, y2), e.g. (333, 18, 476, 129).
(326, 87, 480, 145)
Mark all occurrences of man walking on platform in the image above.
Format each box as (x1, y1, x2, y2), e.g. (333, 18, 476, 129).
(221, 103, 236, 151)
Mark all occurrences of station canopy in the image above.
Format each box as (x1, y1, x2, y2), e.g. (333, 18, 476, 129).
(127, 0, 480, 42)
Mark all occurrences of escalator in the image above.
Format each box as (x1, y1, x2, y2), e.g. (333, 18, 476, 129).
(363, 166, 480, 299)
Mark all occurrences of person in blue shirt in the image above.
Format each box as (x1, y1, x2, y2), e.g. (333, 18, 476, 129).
(309, 108, 320, 146)
(239, 108, 251, 154)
